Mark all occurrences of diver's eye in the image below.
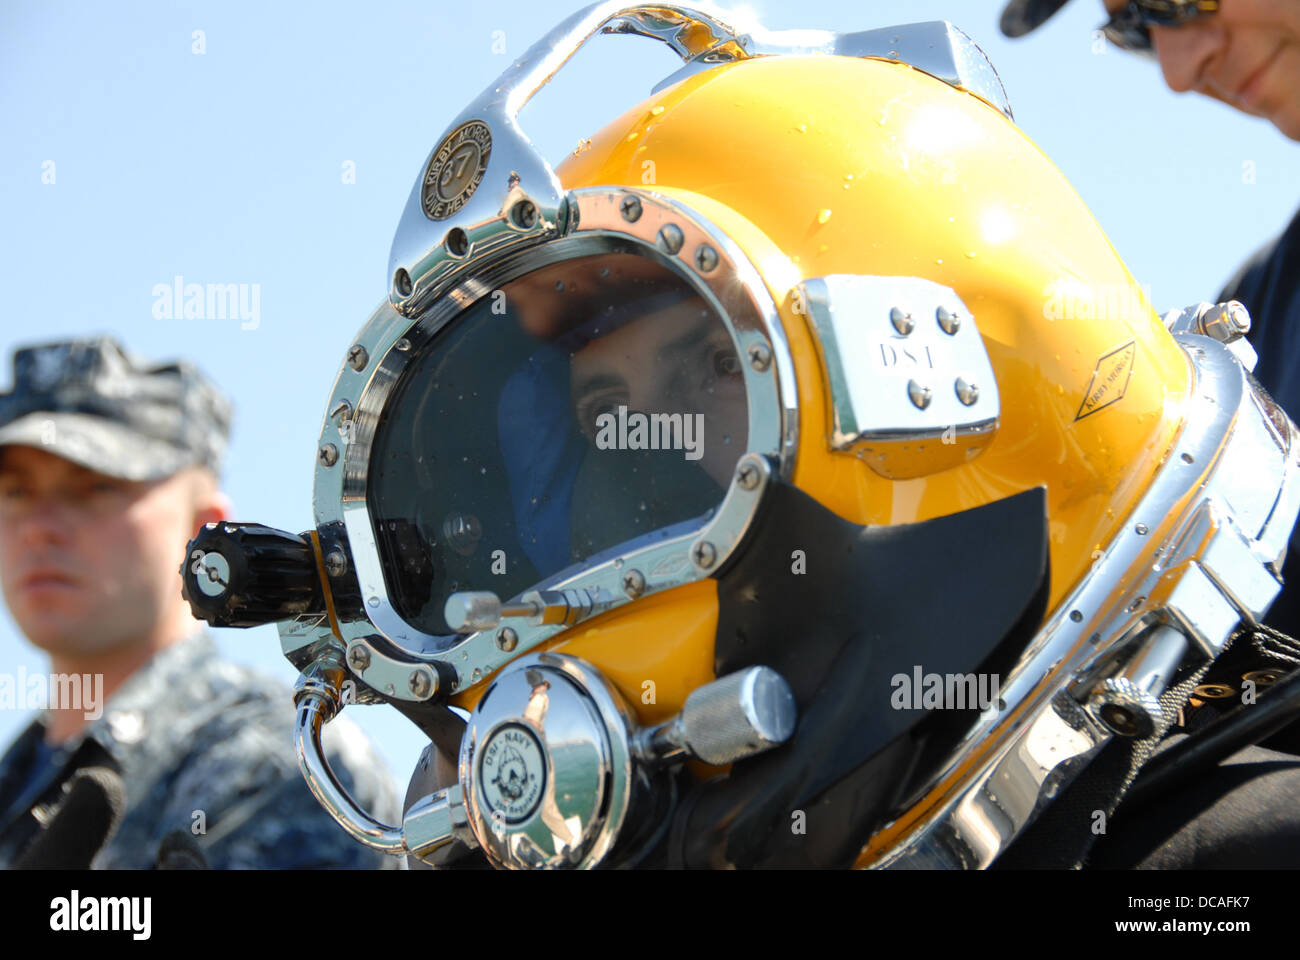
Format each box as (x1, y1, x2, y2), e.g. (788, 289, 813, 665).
(576, 392, 627, 437)
(712, 347, 741, 378)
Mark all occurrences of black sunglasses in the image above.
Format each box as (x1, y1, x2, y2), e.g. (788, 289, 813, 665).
(1100, 0, 1220, 56)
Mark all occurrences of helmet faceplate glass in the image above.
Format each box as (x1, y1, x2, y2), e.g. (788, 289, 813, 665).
(368, 252, 748, 634)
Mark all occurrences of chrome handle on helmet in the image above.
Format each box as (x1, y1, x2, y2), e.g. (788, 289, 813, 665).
(293, 657, 408, 854)
(291, 652, 481, 861)
(471, 0, 1011, 129)
(494, 2, 750, 118)
(387, 1, 1012, 315)
(388, 1, 752, 315)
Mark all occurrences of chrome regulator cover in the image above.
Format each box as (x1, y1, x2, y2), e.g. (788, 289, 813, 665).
(450, 652, 797, 868)
(459, 653, 643, 869)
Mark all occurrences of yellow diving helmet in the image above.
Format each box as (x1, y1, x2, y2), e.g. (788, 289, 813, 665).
(180, 2, 1300, 869)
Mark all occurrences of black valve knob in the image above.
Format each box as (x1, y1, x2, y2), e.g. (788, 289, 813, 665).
(181, 522, 325, 628)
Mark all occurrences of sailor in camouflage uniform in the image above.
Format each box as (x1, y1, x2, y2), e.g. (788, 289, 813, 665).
(0, 338, 401, 868)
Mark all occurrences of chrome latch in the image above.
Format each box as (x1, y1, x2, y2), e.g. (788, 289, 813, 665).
(1164, 300, 1257, 371)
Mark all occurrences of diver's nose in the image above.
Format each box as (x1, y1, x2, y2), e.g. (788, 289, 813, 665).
(625, 379, 662, 421)
(1151, 23, 1228, 95)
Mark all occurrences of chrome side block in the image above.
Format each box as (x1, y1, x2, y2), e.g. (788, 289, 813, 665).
(1153, 559, 1245, 659)
(1200, 515, 1285, 625)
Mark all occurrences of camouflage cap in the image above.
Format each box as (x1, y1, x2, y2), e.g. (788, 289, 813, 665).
(0, 337, 232, 482)
(1000, 0, 1073, 37)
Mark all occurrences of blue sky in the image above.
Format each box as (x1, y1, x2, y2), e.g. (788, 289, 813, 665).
(2, 0, 1297, 792)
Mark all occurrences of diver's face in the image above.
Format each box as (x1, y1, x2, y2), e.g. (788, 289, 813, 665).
(569, 297, 748, 489)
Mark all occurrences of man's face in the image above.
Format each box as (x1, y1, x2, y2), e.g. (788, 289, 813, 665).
(0, 445, 211, 657)
(1104, 0, 1300, 140)
(569, 296, 749, 489)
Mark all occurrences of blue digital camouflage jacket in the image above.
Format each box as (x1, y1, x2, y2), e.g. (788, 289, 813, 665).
(0, 632, 403, 869)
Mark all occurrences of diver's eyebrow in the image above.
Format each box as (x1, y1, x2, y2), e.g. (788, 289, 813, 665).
(572, 371, 627, 399)
(656, 321, 713, 362)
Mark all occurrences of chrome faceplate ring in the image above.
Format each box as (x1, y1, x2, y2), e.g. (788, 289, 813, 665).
(314, 186, 796, 699)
